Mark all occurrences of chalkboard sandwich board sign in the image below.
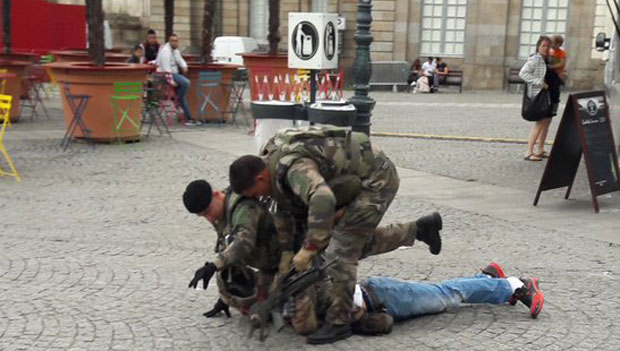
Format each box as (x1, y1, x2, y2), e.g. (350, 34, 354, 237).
(533, 91, 620, 213)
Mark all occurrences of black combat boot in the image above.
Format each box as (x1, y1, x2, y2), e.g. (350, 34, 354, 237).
(306, 322, 352, 345)
(416, 212, 442, 255)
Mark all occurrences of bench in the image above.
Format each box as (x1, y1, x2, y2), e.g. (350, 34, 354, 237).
(439, 70, 463, 93)
(507, 67, 525, 92)
(369, 61, 410, 92)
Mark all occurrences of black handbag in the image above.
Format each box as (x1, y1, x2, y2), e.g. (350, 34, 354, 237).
(521, 84, 550, 121)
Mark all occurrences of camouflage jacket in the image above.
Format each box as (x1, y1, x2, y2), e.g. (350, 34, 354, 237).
(260, 126, 377, 250)
(212, 189, 280, 272)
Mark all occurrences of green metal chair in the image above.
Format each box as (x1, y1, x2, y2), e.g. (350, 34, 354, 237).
(110, 82, 143, 145)
(39, 55, 54, 64)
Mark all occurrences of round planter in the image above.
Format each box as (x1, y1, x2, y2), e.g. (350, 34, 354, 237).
(240, 53, 296, 101)
(46, 62, 153, 142)
(186, 63, 240, 122)
(0, 52, 40, 63)
(182, 54, 200, 63)
(51, 50, 131, 63)
(0, 60, 33, 122)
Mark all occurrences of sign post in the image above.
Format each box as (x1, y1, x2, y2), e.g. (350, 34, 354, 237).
(534, 91, 620, 212)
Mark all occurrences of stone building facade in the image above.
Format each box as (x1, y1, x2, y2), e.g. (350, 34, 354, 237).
(50, 0, 615, 91)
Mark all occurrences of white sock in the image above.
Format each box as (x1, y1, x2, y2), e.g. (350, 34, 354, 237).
(506, 277, 524, 293)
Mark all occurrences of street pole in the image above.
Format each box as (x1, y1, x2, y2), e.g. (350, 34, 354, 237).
(349, 0, 375, 136)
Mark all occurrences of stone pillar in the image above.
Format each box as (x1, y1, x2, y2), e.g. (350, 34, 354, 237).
(461, 0, 510, 90)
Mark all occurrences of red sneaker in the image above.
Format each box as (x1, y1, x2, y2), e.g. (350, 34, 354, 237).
(481, 262, 506, 278)
(511, 277, 544, 318)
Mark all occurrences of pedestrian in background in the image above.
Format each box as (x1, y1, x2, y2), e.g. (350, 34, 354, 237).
(126, 44, 144, 64)
(520, 36, 552, 162)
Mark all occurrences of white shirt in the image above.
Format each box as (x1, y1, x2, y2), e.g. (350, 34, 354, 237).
(156, 42, 188, 74)
(422, 61, 436, 77)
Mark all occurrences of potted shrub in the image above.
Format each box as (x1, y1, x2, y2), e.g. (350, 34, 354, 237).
(46, 0, 152, 141)
(0, 0, 34, 121)
(185, 0, 238, 122)
(241, 0, 293, 101)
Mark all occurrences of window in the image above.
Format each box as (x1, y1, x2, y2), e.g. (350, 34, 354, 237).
(420, 0, 467, 57)
(250, 0, 268, 44)
(312, 0, 329, 12)
(591, 0, 615, 59)
(518, 0, 569, 58)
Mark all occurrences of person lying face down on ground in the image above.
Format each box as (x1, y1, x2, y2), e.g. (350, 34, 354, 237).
(205, 261, 544, 341)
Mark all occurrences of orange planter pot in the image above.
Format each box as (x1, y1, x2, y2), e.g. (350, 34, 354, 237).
(46, 62, 153, 142)
(240, 53, 295, 100)
(50, 50, 131, 63)
(0, 60, 33, 122)
(186, 63, 240, 122)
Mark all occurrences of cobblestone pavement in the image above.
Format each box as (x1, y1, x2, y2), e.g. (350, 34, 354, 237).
(1, 96, 620, 350)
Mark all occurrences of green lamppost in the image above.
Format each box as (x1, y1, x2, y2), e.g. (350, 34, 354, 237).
(349, 0, 375, 136)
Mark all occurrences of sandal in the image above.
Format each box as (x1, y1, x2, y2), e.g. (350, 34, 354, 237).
(535, 151, 549, 158)
(524, 154, 542, 161)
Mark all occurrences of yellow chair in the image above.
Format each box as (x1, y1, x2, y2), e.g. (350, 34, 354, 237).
(0, 94, 20, 182)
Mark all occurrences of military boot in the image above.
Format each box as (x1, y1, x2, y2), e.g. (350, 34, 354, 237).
(351, 311, 393, 336)
(306, 322, 352, 345)
(416, 212, 442, 255)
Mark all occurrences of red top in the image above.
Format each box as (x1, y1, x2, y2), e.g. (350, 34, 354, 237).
(549, 48, 567, 75)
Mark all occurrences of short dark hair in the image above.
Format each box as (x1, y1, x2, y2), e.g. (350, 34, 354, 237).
(536, 35, 552, 52)
(229, 155, 266, 194)
(183, 180, 213, 214)
(133, 44, 143, 51)
(169, 33, 178, 40)
(147, 29, 156, 36)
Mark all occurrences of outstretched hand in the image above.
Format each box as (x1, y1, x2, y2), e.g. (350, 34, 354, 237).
(204, 298, 231, 318)
(188, 262, 217, 290)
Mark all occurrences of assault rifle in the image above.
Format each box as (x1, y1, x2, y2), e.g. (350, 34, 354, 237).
(248, 257, 338, 341)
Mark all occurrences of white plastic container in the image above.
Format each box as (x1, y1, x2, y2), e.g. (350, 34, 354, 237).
(212, 36, 258, 65)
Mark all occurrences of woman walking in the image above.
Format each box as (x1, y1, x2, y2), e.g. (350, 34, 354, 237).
(519, 36, 552, 161)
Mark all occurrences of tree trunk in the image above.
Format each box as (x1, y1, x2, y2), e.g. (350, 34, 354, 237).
(86, 0, 105, 66)
(165, 0, 174, 41)
(267, 0, 280, 55)
(202, 0, 216, 64)
(2, 0, 11, 54)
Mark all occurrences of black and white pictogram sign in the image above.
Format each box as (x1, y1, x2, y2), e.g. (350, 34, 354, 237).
(292, 21, 319, 60)
(288, 13, 339, 70)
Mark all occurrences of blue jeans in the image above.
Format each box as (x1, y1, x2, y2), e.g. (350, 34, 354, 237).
(364, 274, 513, 321)
(173, 73, 192, 119)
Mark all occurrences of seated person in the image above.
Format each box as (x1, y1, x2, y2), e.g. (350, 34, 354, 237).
(421, 56, 436, 90)
(156, 33, 198, 126)
(435, 57, 450, 89)
(407, 58, 422, 92)
(126, 44, 144, 64)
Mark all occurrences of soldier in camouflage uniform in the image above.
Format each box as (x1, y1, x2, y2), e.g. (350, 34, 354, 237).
(228, 126, 443, 344)
(183, 179, 281, 315)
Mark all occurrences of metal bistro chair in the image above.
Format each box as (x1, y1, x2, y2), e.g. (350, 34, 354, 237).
(110, 81, 143, 144)
(142, 77, 172, 138)
(61, 84, 94, 151)
(39, 54, 58, 97)
(0, 94, 20, 182)
(226, 69, 249, 128)
(196, 71, 223, 125)
(151, 72, 180, 125)
(20, 65, 50, 120)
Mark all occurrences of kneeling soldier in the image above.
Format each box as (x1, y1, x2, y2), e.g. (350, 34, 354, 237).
(183, 180, 281, 314)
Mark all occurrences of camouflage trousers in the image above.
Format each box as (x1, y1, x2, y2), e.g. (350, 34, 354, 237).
(324, 153, 419, 325)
